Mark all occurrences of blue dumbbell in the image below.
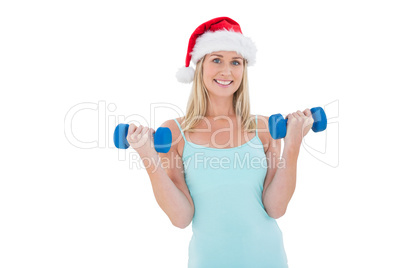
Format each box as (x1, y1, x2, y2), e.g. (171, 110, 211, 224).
(268, 107, 327, 140)
(113, 124, 172, 153)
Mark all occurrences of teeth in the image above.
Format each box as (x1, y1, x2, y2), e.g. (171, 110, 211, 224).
(215, 79, 232, 85)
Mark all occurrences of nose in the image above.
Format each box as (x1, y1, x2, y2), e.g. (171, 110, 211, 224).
(220, 62, 232, 77)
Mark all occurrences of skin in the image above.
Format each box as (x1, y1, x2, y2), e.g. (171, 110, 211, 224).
(126, 50, 315, 219)
(202, 51, 244, 117)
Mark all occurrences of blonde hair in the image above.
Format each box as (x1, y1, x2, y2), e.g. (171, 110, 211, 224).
(181, 55, 256, 133)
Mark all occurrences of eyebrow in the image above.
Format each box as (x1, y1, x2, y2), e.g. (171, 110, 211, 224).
(210, 54, 244, 60)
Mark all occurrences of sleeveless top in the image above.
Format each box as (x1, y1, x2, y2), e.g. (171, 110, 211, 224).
(173, 115, 288, 268)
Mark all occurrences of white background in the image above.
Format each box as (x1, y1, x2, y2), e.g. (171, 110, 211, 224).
(1, 0, 401, 267)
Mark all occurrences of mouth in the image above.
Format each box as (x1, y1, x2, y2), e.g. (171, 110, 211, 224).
(214, 79, 233, 87)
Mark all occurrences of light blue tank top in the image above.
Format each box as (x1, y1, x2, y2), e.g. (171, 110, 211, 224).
(173, 115, 288, 268)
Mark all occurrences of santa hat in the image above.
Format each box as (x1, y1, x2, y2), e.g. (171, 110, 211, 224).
(176, 17, 257, 83)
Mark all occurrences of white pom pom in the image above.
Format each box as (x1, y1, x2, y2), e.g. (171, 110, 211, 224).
(176, 66, 195, 83)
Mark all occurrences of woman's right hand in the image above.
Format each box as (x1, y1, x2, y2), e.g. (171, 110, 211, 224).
(126, 124, 157, 157)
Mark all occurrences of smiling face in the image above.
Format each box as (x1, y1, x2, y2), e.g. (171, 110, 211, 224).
(202, 51, 245, 98)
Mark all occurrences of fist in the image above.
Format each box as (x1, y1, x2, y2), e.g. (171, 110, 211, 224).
(284, 108, 315, 147)
(126, 123, 156, 157)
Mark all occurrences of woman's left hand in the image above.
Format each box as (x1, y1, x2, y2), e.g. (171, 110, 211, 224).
(283, 108, 315, 148)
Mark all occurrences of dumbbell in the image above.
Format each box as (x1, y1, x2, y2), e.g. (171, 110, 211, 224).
(113, 124, 172, 153)
(268, 107, 327, 140)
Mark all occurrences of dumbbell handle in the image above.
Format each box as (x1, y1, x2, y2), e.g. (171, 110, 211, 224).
(113, 124, 172, 153)
(269, 107, 327, 140)
(283, 108, 326, 130)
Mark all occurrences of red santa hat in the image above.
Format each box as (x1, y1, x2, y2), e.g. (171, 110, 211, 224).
(176, 17, 257, 83)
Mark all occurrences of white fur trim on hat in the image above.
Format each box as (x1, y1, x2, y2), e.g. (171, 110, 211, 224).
(190, 29, 257, 65)
(176, 66, 195, 83)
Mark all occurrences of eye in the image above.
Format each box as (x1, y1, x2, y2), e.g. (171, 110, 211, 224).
(213, 58, 221, 63)
(232, 60, 241, 66)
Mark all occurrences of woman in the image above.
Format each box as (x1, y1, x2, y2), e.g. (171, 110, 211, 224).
(127, 17, 314, 268)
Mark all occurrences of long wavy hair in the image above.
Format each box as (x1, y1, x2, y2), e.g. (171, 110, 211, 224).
(180, 55, 256, 133)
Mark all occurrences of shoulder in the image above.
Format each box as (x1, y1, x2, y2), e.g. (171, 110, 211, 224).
(160, 117, 185, 154)
(254, 114, 268, 126)
(160, 116, 185, 137)
(253, 114, 273, 153)
(252, 114, 268, 131)
(254, 114, 274, 135)
(160, 116, 184, 129)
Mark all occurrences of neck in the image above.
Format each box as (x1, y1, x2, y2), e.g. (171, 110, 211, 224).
(205, 96, 236, 118)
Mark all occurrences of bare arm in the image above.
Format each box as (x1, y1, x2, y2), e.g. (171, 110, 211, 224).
(261, 110, 313, 218)
(262, 139, 298, 219)
(140, 119, 194, 229)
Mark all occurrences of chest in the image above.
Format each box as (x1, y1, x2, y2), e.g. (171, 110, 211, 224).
(181, 140, 268, 197)
(177, 119, 258, 156)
